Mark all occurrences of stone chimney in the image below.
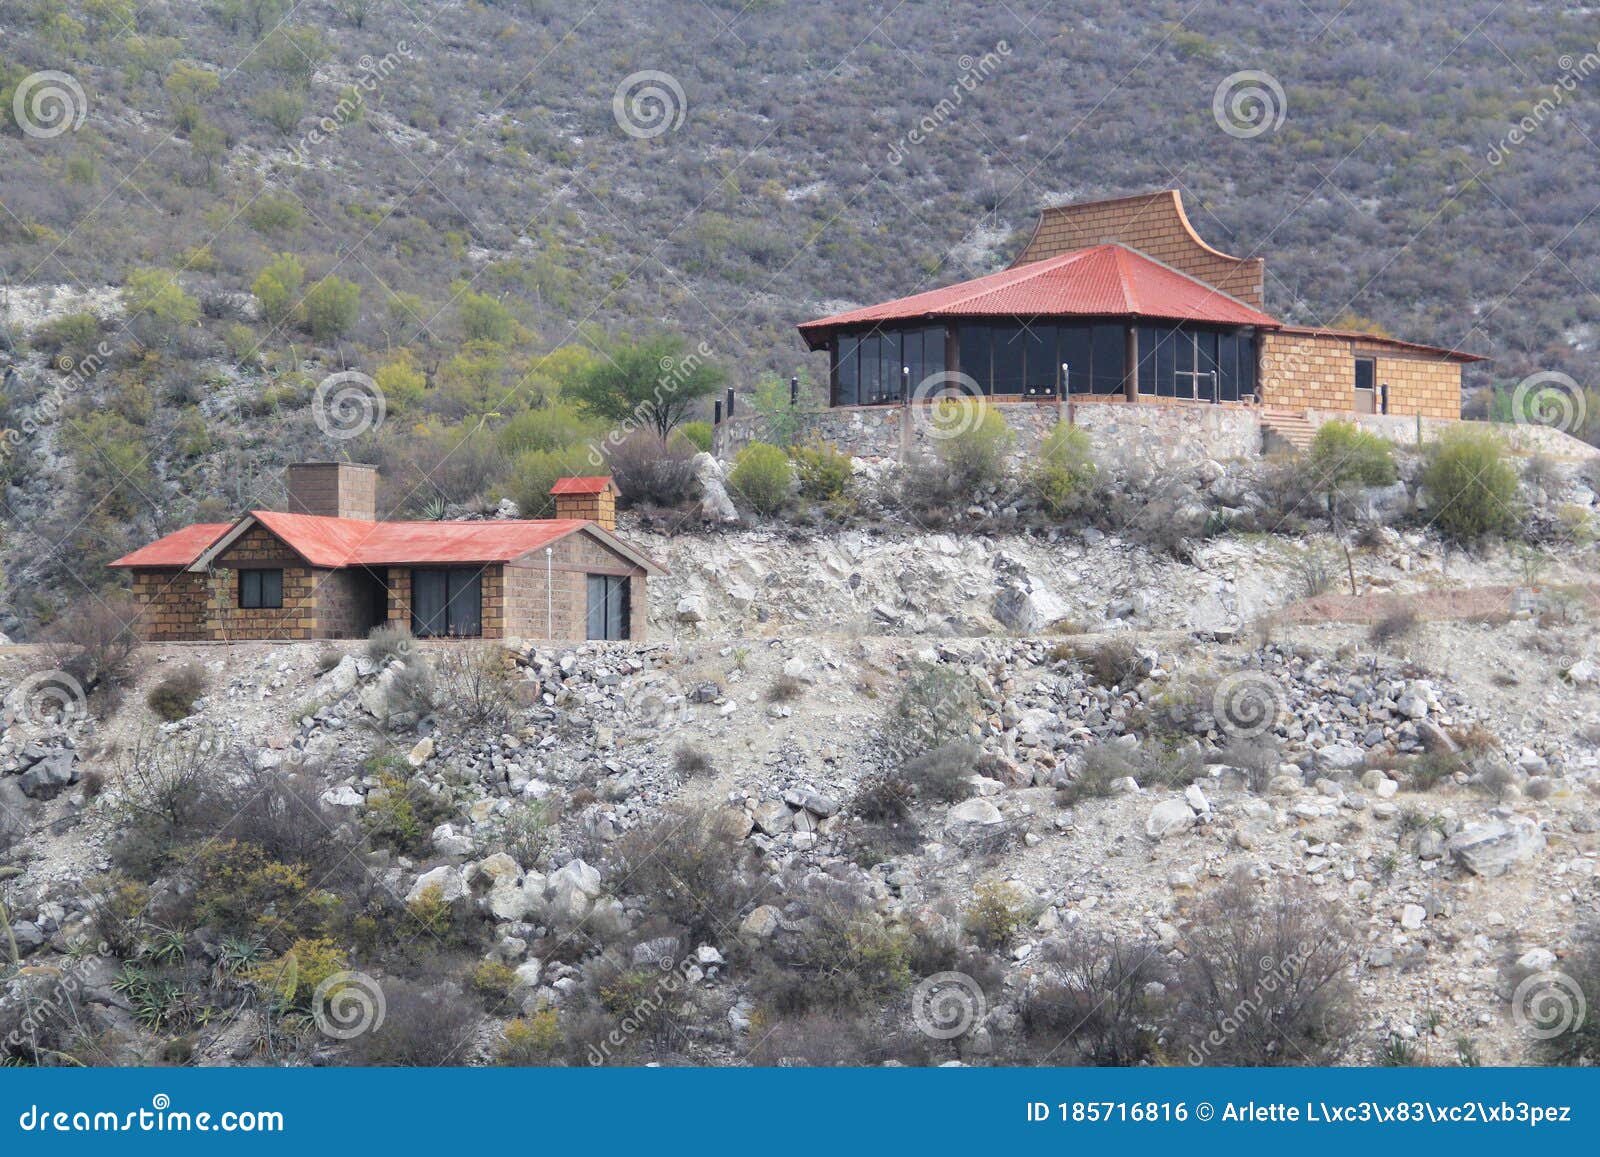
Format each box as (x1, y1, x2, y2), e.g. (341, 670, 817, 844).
(285, 462, 379, 522)
(548, 476, 618, 530)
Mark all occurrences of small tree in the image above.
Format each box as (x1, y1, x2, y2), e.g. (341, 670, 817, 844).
(1421, 427, 1520, 542)
(303, 276, 361, 342)
(252, 253, 305, 325)
(567, 334, 725, 441)
(122, 269, 199, 345)
(935, 400, 1013, 495)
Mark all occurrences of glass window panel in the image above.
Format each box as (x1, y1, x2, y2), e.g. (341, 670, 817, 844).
(958, 325, 991, 394)
(1022, 322, 1056, 394)
(261, 569, 282, 608)
(240, 571, 258, 608)
(1197, 332, 1218, 401)
(835, 335, 859, 406)
(1238, 330, 1256, 398)
(879, 330, 901, 402)
(1060, 326, 1091, 395)
(1091, 324, 1125, 395)
(922, 327, 946, 381)
(991, 324, 1024, 395)
(445, 569, 482, 637)
(1137, 326, 1159, 395)
(411, 569, 448, 637)
(1218, 332, 1240, 402)
(858, 334, 881, 402)
(1355, 357, 1376, 392)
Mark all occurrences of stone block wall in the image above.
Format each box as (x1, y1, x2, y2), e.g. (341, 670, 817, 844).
(1260, 330, 1462, 419)
(1308, 411, 1600, 460)
(715, 397, 1263, 468)
(129, 569, 208, 641)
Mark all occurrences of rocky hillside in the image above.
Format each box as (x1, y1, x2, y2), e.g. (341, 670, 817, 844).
(2, 515, 1597, 1066)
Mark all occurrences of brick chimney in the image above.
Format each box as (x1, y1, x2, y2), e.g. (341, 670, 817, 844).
(285, 462, 378, 522)
(549, 476, 618, 530)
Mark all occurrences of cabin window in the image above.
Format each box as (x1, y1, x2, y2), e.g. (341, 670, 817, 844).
(586, 575, 631, 640)
(238, 569, 283, 609)
(411, 567, 483, 637)
(834, 335, 859, 406)
(990, 325, 1026, 395)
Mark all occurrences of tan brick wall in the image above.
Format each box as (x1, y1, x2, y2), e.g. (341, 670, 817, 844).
(552, 491, 616, 530)
(504, 532, 648, 641)
(1013, 190, 1266, 308)
(1259, 331, 1461, 419)
(208, 523, 324, 640)
(129, 568, 208, 641)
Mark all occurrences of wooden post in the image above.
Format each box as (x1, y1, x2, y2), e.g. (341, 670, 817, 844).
(1123, 327, 1139, 402)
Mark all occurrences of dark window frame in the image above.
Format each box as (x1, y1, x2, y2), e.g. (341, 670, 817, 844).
(237, 568, 284, 610)
(410, 566, 484, 638)
(586, 574, 631, 641)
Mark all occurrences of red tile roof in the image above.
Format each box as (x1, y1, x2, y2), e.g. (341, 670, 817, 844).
(549, 476, 618, 496)
(798, 243, 1279, 348)
(111, 514, 664, 571)
(109, 523, 232, 568)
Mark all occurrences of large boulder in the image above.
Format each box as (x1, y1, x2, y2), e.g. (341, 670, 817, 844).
(692, 452, 739, 522)
(406, 865, 468, 905)
(549, 858, 602, 920)
(948, 798, 1003, 826)
(1448, 817, 1544, 877)
(19, 751, 78, 799)
(1146, 798, 1195, 840)
(316, 654, 360, 698)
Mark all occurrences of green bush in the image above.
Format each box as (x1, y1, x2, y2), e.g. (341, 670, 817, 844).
(252, 253, 304, 325)
(122, 268, 199, 344)
(33, 311, 101, 357)
(936, 400, 1014, 493)
(146, 663, 208, 721)
(1421, 427, 1520, 542)
(728, 441, 791, 515)
(1031, 421, 1097, 515)
(677, 420, 713, 453)
(1308, 420, 1396, 485)
(508, 444, 598, 518)
(459, 291, 517, 343)
(304, 276, 361, 341)
(790, 440, 853, 501)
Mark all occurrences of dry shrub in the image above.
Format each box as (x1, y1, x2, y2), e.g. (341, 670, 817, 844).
(146, 662, 208, 721)
(435, 643, 521, 729)
(901, 741, 976, 803)
(1020, 924, 1171, 1065)
(606, 803, 761, 944)
(1173, 874, 1358, 1066)
(342, 979, 481, 1066)
(43, 595, 143, 700)
(607, 432, 699, 509)
(1368, 605, 1419, 645)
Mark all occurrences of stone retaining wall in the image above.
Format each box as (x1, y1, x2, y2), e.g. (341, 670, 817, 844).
(714, 399, 1263, 468)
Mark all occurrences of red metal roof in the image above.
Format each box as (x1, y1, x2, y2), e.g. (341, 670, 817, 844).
(1273, 324, 1488, 363)
(109, 523, 231, 568)
(111, 515, 610, 569)
(549, 476, 618, 496)
(249, 511, 595, 567)
(798, 243, 1279, 348)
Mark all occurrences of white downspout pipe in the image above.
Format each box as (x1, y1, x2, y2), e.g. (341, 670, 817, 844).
(545, 546, 553, 640)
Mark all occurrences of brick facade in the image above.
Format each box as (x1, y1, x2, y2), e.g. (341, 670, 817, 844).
(129, 569, 208, 641)
(1012, 190, 1266, 308)
(1259, 330, 1462, 419)
(552, 490, 617, 530)
(286, 462, 378, 521)
(378, 531, 648, 641)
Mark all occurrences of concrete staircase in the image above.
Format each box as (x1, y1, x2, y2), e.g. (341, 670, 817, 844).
(1261, 408, 1317, 453)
